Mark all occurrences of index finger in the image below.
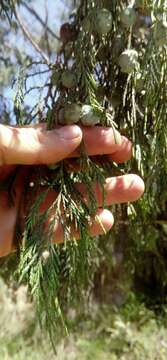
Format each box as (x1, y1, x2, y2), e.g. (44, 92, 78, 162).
(0, 123, 132, 167)
(0, 124, 82, 166)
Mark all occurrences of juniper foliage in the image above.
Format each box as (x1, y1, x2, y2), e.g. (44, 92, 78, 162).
(0, 0, 167, 351)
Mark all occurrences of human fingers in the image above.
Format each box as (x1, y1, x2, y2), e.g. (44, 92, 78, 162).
(107, 136, 132, 163)
(36, 173, 144, 210)
(70, 126, 132, 163)
(0, 205, 113, 257)
(38, 174, 144, 243)
(0, 124, 82, 165)
(0, 175, 143, 257)
(4, 124, 132, 165)
(101, 174, 144, 204)
(51, 208, 114, 243)
(81, 174, 145, 206)
(0, 134, 131, 180)
(16, 124, 132, 163)
(63, 136, 132, 172)
(34, 174, 144, 217)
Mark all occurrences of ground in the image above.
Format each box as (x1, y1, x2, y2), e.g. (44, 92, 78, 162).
(1, 278, 167, 359)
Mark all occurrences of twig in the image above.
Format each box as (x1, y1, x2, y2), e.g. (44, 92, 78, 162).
(26, 69, 51, 78)
(22, 1, 60, 41)
(24, 84, 49, 96)
(12, 2, 50, 65)
(26, 61, 48, 68)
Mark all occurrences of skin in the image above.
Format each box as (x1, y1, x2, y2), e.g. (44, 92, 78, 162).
(0, 123, 145, 257)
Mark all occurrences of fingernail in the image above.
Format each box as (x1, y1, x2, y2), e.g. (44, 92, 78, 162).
(55, 125, 82, 140)
(113, 129, 122, 145)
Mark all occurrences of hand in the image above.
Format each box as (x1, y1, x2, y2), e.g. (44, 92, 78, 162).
(0, 123, 144, 257)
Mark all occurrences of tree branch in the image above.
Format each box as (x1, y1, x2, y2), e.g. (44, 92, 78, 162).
(12, 2, 50, 65)
(22, 2, 60, 41)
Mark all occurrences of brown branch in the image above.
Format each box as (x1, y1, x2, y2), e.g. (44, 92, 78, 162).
(12, 2, 50, 65)
(24, 83, 49, 96)
(22, 2, 60, 41)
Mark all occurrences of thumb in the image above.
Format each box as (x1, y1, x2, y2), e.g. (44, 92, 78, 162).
(0, 124, 82, 165)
